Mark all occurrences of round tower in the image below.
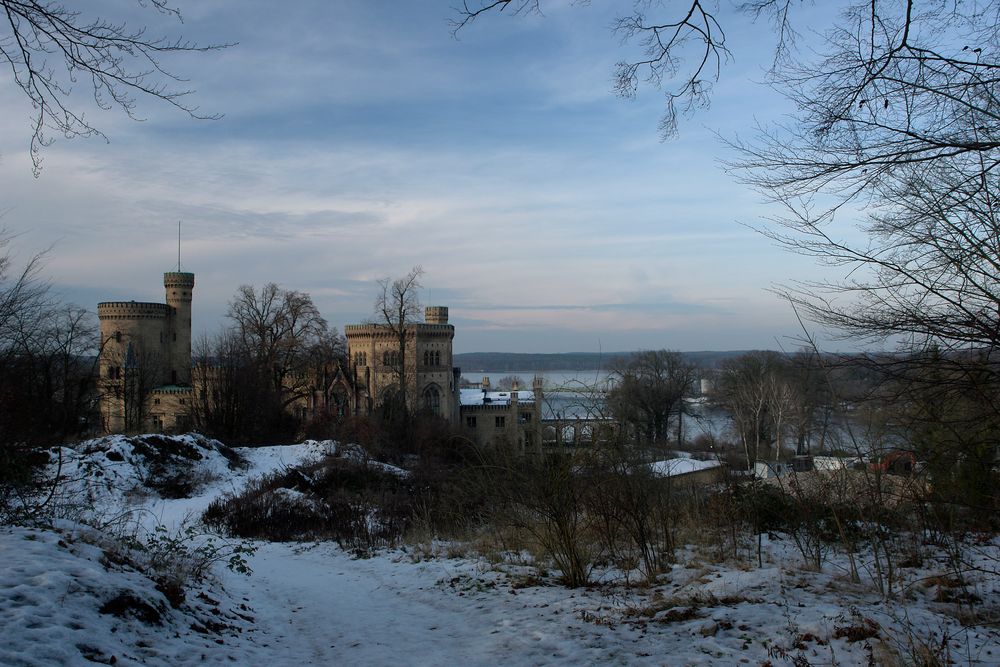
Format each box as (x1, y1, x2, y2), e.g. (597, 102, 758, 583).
(164, 272, 195, 385)
(97, 301, 171, 431)
(97, 301, 171, 379)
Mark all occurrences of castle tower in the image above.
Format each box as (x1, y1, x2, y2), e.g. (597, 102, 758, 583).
(163, 272, 195, 385)
(97, 300, 171, 432)
(425, 306, 448, 325)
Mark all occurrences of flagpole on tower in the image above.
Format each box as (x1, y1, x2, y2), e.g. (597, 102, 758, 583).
(177, 221, 181, 272)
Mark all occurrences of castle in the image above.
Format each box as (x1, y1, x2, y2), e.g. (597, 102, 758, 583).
(97, 272, 195, 433)
(344, 306, 461, 421)
(99, 271, 542, 450)
(344, 307, 543, 451)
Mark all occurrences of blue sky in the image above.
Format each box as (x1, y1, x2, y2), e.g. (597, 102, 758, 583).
(0, 1, 850, 353)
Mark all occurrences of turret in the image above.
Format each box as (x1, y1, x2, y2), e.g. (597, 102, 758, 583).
(425, 306, 449, 325)
(163, 272, 195, 384)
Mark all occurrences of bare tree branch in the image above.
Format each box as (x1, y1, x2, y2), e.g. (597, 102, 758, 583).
(0, 0, 231, 175)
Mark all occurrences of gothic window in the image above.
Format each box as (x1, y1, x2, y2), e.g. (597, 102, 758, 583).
(434, 351, 441, 366)
(114, 331, 122, 343)
(466, 416, 477, 428)
(495, 416, 506, 428)
(423, 385, 441, 415)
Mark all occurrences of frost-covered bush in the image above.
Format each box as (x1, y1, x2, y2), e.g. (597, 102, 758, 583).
(202, 456, 416, 555)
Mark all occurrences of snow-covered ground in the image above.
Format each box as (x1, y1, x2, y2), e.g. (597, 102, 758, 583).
(2, 435, 998, 666)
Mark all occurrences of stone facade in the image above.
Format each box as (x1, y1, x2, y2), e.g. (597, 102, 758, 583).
(345, 306, 461, 422)
(458, 377, 544, 453)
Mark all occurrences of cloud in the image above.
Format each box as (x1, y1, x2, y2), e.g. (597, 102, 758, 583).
(0, 0, 850, 353)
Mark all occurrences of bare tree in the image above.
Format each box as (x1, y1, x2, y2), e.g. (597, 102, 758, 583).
(227, 283, 330, 410)
(607, 350, 698, 449)
(712, 351, 783, 468)
(119, 341, 163, 433)
(192, 331, 251, 443)
(371, 266, 424, 417)
(0, 236, 98, 498)
(0, 1, 228, 174)
(202, 283, 340, 443)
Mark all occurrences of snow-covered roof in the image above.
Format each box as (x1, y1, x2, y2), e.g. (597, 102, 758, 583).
(460, 388, 535, 406)
(649, 458, 722, 478)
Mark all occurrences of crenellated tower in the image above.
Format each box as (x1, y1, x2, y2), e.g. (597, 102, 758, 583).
(163, 271, 195, 385)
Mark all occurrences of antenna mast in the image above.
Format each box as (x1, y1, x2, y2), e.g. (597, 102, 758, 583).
(177, 221, 181, 272)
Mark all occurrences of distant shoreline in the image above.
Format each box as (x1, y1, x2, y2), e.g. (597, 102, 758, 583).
(453, 350, 756, 371)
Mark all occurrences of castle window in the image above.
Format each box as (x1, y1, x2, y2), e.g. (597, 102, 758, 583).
(466, 416, 477, 428)
(422, 385, 441, 415)
(495, 416, 506, 428)
(114, 331, 122, 343)
(154, 398, 161, 405)
(434, 351, 441, 366)
(520, 411, 532, 423)
(179, 398, 186, 405)
(173, 332, 177, 341)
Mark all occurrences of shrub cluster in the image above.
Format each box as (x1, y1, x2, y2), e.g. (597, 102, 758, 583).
(203, 456, 428, 555)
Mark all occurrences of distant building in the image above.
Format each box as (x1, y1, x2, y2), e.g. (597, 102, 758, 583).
(345, 307, 542, 450)
(100, 280, 540, 449)
(459, 376, 543, 452)
(344, 306, 461, 422)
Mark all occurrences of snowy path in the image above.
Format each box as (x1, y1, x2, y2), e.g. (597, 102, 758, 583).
(223, 542, 638, 667)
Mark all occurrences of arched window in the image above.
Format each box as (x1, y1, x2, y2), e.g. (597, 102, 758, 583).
(422, 385, 441, 415)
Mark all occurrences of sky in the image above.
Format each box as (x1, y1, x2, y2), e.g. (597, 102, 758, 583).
(0, 1, 856, 353)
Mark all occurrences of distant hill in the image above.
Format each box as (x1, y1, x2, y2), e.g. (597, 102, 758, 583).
(453, 351, 756, 371)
